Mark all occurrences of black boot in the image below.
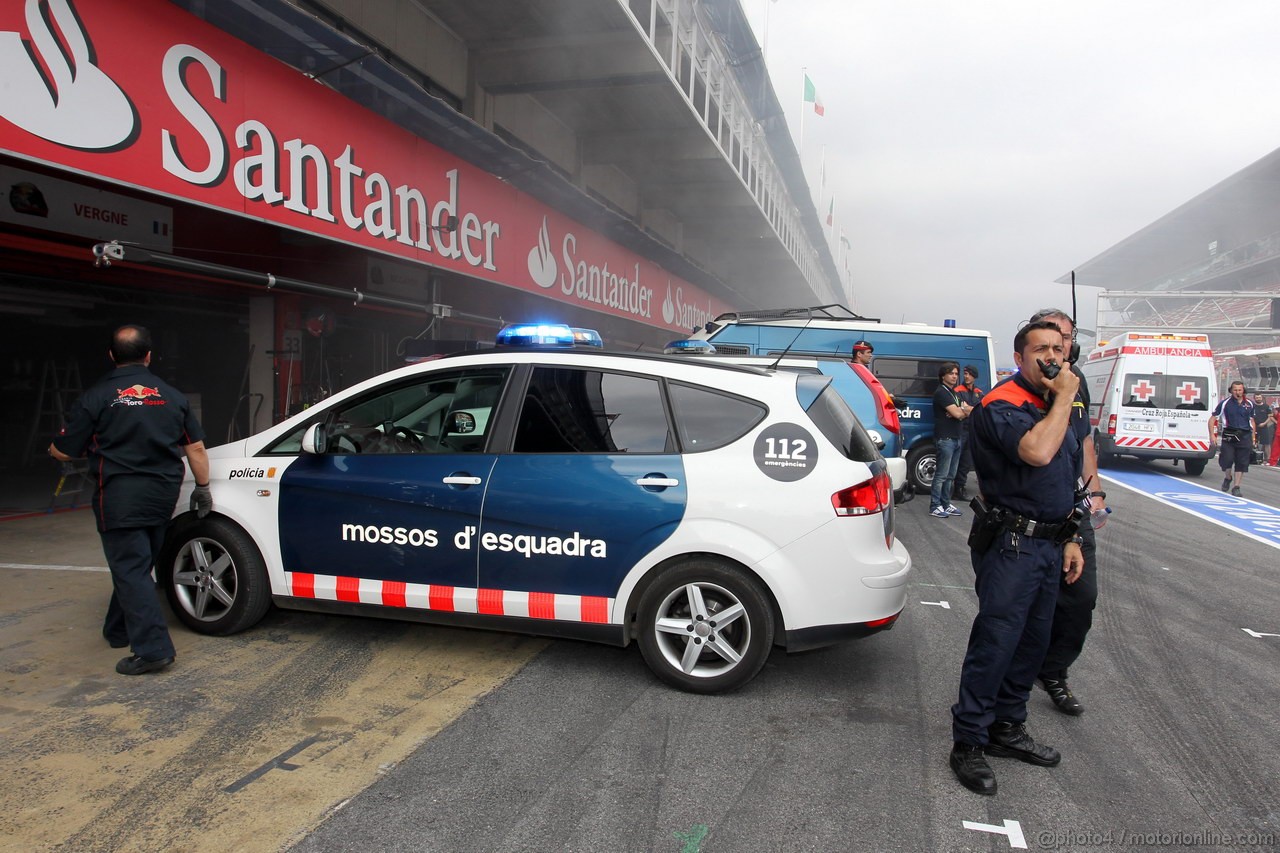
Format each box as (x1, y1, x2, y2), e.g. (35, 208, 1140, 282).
(949, 743, 997, 795)
(986, 721, 1060, 766)
(1039, 677, 1084, 715)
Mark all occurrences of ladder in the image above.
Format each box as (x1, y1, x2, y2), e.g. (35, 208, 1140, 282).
(22, 358, 83, 466)
(49, 458, 95, 511)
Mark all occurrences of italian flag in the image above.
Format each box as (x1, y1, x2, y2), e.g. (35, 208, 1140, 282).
(803, 74, 824, 116)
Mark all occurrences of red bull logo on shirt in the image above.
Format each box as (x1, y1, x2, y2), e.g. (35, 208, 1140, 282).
(112, 384, 165, 406)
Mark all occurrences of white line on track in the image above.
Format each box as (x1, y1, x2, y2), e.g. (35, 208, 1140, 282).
(0, 562, 109, 573)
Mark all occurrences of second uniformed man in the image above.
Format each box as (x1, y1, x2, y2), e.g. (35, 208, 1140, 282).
(949, 320, 1085, 795)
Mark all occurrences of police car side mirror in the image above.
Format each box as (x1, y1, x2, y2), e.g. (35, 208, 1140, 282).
(301, 423, 327, 454)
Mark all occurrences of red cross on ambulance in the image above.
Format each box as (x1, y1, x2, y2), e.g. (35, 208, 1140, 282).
(1175, 381, 1201, 405)
(1130, 379, 1156, 402)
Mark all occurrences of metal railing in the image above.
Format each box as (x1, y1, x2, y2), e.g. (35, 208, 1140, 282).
(619, 0, 840, 305)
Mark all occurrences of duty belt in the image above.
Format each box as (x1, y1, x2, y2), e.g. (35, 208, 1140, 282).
(999, 511, 1076, 542)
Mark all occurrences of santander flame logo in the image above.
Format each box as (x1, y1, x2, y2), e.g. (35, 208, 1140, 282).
(0, 0, 138, 150)
(527, 216, 557, 289)
(661, 284, 676, 325)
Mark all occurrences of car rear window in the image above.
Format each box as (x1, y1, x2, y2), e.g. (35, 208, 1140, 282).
(667, 382, 767, 452)
(802, 380, 880, 463)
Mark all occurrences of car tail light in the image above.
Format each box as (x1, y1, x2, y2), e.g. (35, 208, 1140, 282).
(1107, 413, 1117, 435)
(832, 469, 892, 516)
(849, 363, 900, 434)
(866, 612, 900, 628)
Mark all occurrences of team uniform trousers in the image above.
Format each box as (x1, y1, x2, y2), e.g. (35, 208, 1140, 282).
(953, 432, 973, 494)
(1039, 512, 1097, 680)
(100, 523, 176, 661)
(953, 531, 1063, 745)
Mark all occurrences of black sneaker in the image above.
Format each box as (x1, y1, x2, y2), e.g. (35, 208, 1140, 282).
(1221, 477, 1231, 492)
(1231, 486, 1242, 497)
(949, 743, 996, 795)
(986, 721, 1061, 766)
(115, 655, 174, 675)
(1040, 677, 1084, 715)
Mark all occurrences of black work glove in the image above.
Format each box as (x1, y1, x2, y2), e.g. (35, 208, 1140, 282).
(190, 485, 212, 518)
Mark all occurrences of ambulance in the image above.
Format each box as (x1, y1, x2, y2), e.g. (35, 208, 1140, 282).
(1081, 332, 1216, 476)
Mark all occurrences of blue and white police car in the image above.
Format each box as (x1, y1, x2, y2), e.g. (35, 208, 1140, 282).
(161, 324, 912, 693)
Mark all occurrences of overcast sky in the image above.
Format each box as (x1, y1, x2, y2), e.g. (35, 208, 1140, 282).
(743, 0, 1280, 362)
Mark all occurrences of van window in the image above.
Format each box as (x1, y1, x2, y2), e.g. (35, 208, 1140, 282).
(1121, 374, 1209, 410)
(872, 357, 948, 399)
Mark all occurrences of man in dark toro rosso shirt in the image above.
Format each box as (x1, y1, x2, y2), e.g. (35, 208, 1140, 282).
(949, 320, 1085, 796)
(49, 325, 212, 676)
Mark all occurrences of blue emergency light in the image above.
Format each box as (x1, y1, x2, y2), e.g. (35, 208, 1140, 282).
(663, 339, 717, 355)
(495, 323, 576, 348)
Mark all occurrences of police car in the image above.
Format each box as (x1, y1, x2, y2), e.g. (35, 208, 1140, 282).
(160, 324, 912, 693)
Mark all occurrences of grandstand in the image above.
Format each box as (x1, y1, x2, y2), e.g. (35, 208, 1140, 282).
(1062, 147, 1280, 359)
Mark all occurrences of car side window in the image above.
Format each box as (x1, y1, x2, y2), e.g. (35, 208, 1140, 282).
(322, 367, 510, 454)
(514, 367, 673, 453)
(667, 382, 766, 452)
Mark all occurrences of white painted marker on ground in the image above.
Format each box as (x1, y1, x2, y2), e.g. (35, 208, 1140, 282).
(962, 819, 1026, 848)
(920, 600, 951, 609)
(1242, 628, 1280, 638)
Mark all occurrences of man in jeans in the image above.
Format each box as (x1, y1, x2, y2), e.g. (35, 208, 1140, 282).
(930, 361, 971, 518)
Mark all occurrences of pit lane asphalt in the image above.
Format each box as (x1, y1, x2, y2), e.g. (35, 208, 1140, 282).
(2, 462, 1278, 852)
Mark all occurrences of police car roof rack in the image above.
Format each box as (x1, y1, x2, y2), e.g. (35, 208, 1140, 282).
(710, 304, 881, 325)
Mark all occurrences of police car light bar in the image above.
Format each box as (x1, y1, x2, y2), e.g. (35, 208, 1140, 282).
(663, 339, 717, 355)
(571, 328, 604, 347)
(495, 323, 576, 348)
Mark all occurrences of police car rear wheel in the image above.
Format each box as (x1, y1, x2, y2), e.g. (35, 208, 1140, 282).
(162, 518, 271, 635)
(637, 560, 774, 694)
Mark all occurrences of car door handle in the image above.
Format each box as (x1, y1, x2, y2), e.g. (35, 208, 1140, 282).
(636, 476, 679, 488)
(443, 475, 482, 486)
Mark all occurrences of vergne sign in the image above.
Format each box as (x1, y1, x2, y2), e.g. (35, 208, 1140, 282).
(0, 0, 725, 332)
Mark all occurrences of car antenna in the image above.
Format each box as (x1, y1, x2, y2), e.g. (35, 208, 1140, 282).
(768, 307, 817, 371)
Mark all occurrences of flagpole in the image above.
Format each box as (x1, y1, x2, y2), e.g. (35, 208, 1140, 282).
(799, 66, 806, 157)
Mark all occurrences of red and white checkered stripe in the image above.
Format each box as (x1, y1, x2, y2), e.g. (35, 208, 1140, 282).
(285, 571, 612, 623)
(1114, 437, 1210, 451)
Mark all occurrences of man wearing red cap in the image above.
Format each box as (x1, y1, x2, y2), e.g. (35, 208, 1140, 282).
(852, 340, 874, 366)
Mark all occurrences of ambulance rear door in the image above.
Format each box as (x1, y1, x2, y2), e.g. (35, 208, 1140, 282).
(1114, 341, 1212, 456)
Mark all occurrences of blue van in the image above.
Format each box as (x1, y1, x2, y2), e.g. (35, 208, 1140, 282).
(688, 306, 995, 493)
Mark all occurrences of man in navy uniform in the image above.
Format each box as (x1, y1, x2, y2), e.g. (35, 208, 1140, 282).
(1210, 381, 1256, 496)
(949, 320, 1085, 795)
(49, 325, 212, 675)
(952, 364, 984, 501)
(1028, 308, 1105, 717)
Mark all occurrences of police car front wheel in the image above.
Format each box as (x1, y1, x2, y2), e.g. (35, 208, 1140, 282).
(637, 560, 774, 694)
(161, 518, 271, 635)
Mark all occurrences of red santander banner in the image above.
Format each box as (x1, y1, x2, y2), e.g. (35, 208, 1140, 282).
(0, 0, 727, 332)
